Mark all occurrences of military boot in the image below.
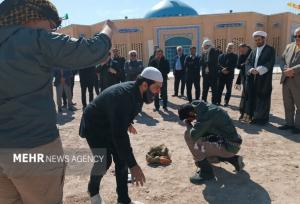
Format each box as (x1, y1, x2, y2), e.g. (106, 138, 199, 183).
(190, 159, 215, 184)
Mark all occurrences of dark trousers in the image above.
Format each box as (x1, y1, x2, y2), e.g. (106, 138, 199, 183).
(70, 75, 75, 97)
(155, 78, 168, 109)
(186, 74, 200, 103)
(174, 70, 185, 96)
(202, 75, 218, 104)
(62, 76, 75, 105)
(245, 81, 271, 123)
(81, 83, 94, 108)
(86, 136, 131, 204)
(95, 80, 100, 95)
(217, 74, 234, 104)
(62, 91, 67, 106)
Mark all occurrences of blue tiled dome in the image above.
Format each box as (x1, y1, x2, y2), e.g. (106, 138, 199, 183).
(144, 0, 198, 18)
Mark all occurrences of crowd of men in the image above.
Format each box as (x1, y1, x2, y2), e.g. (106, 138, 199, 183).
(1, 1, 300, 204)
(64, 30, 279, 127)
(53, 48, 145, 111)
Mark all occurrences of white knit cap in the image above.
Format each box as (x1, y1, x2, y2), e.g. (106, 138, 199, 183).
(140, 67, 163, 82)
(252, 31, 267, 38)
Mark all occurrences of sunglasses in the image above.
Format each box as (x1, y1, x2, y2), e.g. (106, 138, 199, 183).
(294, 35, 300, 39)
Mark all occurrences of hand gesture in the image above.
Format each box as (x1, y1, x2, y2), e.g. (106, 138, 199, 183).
(108, 68, 117, 74)
(105, 20, 117, 33)
(222, 68, 229, 75)
(283, 68, 295, 78)
(251, 68, 259, 75)
(234, 84, 241, 90)
(130, 165, 146, 187)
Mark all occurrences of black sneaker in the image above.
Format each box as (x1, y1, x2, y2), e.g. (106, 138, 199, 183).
(190, 170, 215, 184)
(230, 156, 245, 172)
(278, 125, 294, 130)
(58, 108, 63, 113)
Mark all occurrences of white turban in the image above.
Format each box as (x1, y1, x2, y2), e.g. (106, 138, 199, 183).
(128, 50, 137, 55)
(202, 39, 214, 48)
(252, 31, 267, 38)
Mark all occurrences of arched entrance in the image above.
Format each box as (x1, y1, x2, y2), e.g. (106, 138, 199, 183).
(165, 36, 192, 68)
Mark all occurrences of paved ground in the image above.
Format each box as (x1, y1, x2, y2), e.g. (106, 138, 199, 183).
(56, 75, 299, 204)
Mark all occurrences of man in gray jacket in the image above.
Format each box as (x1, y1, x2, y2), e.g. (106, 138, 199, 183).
(124, 50, 144, 81)
(279, 27, 300, 134)
(0, 0, 115, 203)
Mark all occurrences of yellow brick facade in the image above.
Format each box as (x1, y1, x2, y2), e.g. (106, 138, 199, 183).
(58, 12, 300, 64)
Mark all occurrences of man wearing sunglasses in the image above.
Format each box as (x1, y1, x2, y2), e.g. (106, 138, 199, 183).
(278, 27, 300, 134)
(0, 0, 115, 203)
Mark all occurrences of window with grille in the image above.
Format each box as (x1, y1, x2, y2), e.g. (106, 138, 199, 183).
(214, 38, 227, 53)
(231, 37, 244, 53)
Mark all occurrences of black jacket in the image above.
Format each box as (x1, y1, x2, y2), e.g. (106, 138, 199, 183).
(97, 59, 121, 91)
(236, 47, 252, 85)
(113, 56, 126, 82)
(201, 48, 220, 78)
(246, 44, 275, 95)
(80, 82, 143, 168)
(79, 66, 97, 86)
(149, 57, 170, 78)
(184, 55, 201, 77)
(218, 52, 238, 77)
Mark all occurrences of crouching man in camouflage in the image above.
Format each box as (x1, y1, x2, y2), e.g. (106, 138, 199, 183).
(178, 101, 244, 184)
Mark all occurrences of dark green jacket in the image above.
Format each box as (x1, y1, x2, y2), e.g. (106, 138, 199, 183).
(0, 26, 111, 148)
(190, 101, 242, 154)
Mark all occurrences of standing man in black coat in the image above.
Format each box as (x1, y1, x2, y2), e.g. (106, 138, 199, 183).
(201, 39, 220, 104)
(242, 31, 276, 125)
(97, 52, 122, 92)
(149, 49, 170, 111)
(172, 46, 186, 97)
(112, 48, 126, 82)
(79, 66, 98, 110)
(184, 46, 201, 103)
(79, 67, 163, 204)
(235, 44, 252, 119)
(217, 43, 238, 106)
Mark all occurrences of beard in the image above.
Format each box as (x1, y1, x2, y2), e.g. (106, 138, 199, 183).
(143, 89, 156, 104)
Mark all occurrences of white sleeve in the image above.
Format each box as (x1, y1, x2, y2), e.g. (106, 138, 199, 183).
(256, 66, 268, 75)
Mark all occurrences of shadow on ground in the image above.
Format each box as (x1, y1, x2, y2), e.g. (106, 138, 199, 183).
(135, 111, 159, 126)
(233, 114, 300, 143)
(203, 167, 271, 204)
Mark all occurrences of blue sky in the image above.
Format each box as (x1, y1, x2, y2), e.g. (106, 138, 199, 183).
(50, 0, 297, 25)
(0, 0, 298, 25)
